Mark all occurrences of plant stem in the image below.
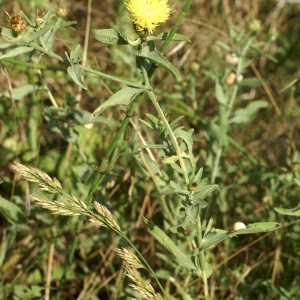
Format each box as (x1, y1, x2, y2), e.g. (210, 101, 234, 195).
(2, 58, 67, 72)
(146, 89, 187, 173)
(139, 150, 175, 224)
(80, 65, 143, 87)
(28, 42, 67, 62)
(196, 217, 209, 299)
(227, 37, 253, 117)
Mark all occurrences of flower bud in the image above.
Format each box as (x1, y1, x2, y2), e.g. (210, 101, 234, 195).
(226, 72, 236, 85)
(226, 53, 239, 65)
(6, 12, 26, 34)
(35, 11, 44, 28)
(56, 4, 68, 18)
(249, 19, 261, 33)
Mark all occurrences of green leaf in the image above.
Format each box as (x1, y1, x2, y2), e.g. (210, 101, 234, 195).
(238, 77, 263, 87)
(14, 285, 43, 298)
(204, 218, 214, 236)
(0, 196, 27, 224)
(206, 120, 228, 148)
(69, 44, 82, 62)
(40, 26, 59, 50)
(193, 257, 213, 279)
(274, 206, 300, 216)
(43, 107, 76, 142)
(24, 22, 55, 43)
(193, 168, 203, 183)
(0, 42, 13, 50)
(152, 32, 191, 43)
(188, 197, 208, 207)
(1, 27, 21, 43)
(216, 41, 231, 51)
(193, 184, 218, 202)
(163, 152, 190, 164)
(139, 49, 181, 82)
(201, 222, 280, 251)
(0, 84, 43, 100)
(169, 116, 185, 128)
(230, 100, 268, 124)
(251, 45, 278, 63)
(215, 80, 227, 105)
(95, 28, 128, 45)
(142, 144, 168, 149)
(67, 64, 87, 90)
(91, 86, 145, 118)
(185, 205, 201, 223)
(173, 128, 194, 154)
(143, 217, 196, 270)
(0, 46, 34, 60)
(234, 222, 280, 234)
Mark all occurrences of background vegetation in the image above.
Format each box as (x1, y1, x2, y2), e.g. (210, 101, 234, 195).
(1, 0, 300, 299)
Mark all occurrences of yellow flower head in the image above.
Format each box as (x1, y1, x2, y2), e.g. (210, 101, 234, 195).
(125, 0, 172, 36)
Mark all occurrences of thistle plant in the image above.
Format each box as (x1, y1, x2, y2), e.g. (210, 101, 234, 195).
(2, 1, 282, 299)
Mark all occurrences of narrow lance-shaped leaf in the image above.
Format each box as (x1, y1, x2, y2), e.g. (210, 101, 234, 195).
(230, 100, 268, 125)
(151, 32, 191, 43)
(24, 23, 56, 43)
(274, 206, 300, 216)
(139, 49, 181, 82)
(67, 64, 87, 90)
(40, 26, 60, 50)
(193, 184, 219, 202)
(0, 46, 34, 60)
(201, 222, 280, 251)
(91, 85, 145, 119)
(143, 217, 196, 271)
(0, 196, 27, 224)
(0, 85, 43, 100)
(95, 29, 128, 45)
(173, 128, 194, 154)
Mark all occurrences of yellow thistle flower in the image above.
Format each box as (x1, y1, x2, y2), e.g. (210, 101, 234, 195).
(125, 0, 172, 36)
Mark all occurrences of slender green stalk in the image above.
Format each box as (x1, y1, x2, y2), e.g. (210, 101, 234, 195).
(80, 65, 143, 87)
(228, 136, 259, 166)
(162, 0, 193, 53)
(2, 58, 67, 72)
(139, 150, 175, 224)
(196, 217, 209, 299)
(43, 84, 59, 107)
(28, 42, 67, 62)
(146, 89, 187, 173)
(227, 38, 253, 118)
